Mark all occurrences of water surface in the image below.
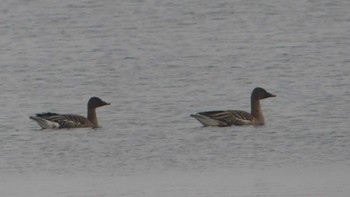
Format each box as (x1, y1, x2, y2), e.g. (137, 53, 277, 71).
(1, 0, 350, 196)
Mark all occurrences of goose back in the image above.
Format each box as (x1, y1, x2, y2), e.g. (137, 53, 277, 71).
(34, 113, 93, 128)
(193, 110, 253, 126)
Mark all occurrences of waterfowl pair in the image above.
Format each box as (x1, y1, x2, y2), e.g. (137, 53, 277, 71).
(30, 97, 110, 129)
(191, 87, 276, 126)
(30, 87, 275, 129)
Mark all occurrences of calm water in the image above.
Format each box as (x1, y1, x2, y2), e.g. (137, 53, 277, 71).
(1, 0, 350, 196)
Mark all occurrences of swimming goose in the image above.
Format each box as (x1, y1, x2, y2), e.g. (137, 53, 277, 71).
(30, 97, 110, 129)
(191, 87, 276, 126)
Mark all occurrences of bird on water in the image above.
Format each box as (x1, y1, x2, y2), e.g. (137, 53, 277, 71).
(30, 97, 110, 129)
(191, 87, 276, 126)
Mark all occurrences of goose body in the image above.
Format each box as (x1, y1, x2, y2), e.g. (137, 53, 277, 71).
(191, 87, 276, 126)
(30, 97, 110, 129)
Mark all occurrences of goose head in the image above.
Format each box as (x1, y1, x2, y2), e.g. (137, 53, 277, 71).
(88, 97, 110, 109)
(251, 87, 276, 100)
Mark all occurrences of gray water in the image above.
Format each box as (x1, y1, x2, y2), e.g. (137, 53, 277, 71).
(1, 0, 350, 196)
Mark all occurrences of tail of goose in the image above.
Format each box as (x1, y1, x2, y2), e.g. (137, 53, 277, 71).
(29, 116, 60, 129)
(190, 114, 229, 127)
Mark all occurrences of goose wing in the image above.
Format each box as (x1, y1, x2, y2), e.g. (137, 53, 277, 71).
(194, 110, 253, 126)
(35, 112, 91, 128)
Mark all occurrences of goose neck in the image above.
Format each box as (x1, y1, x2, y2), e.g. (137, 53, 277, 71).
(251, 98, 264, 124)
(87, 107, 98, 127)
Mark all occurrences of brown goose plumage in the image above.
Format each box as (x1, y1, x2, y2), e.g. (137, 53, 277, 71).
(191, 87, 276, 126)
(30, 97, 110, 129)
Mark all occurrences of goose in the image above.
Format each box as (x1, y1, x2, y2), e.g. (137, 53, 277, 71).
(30, 97, 110, 129)
(191, 87, 276, 126)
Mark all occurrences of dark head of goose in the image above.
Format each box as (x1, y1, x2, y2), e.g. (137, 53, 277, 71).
(251, 87, 276, 100)
(88, 97, 110, 108)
